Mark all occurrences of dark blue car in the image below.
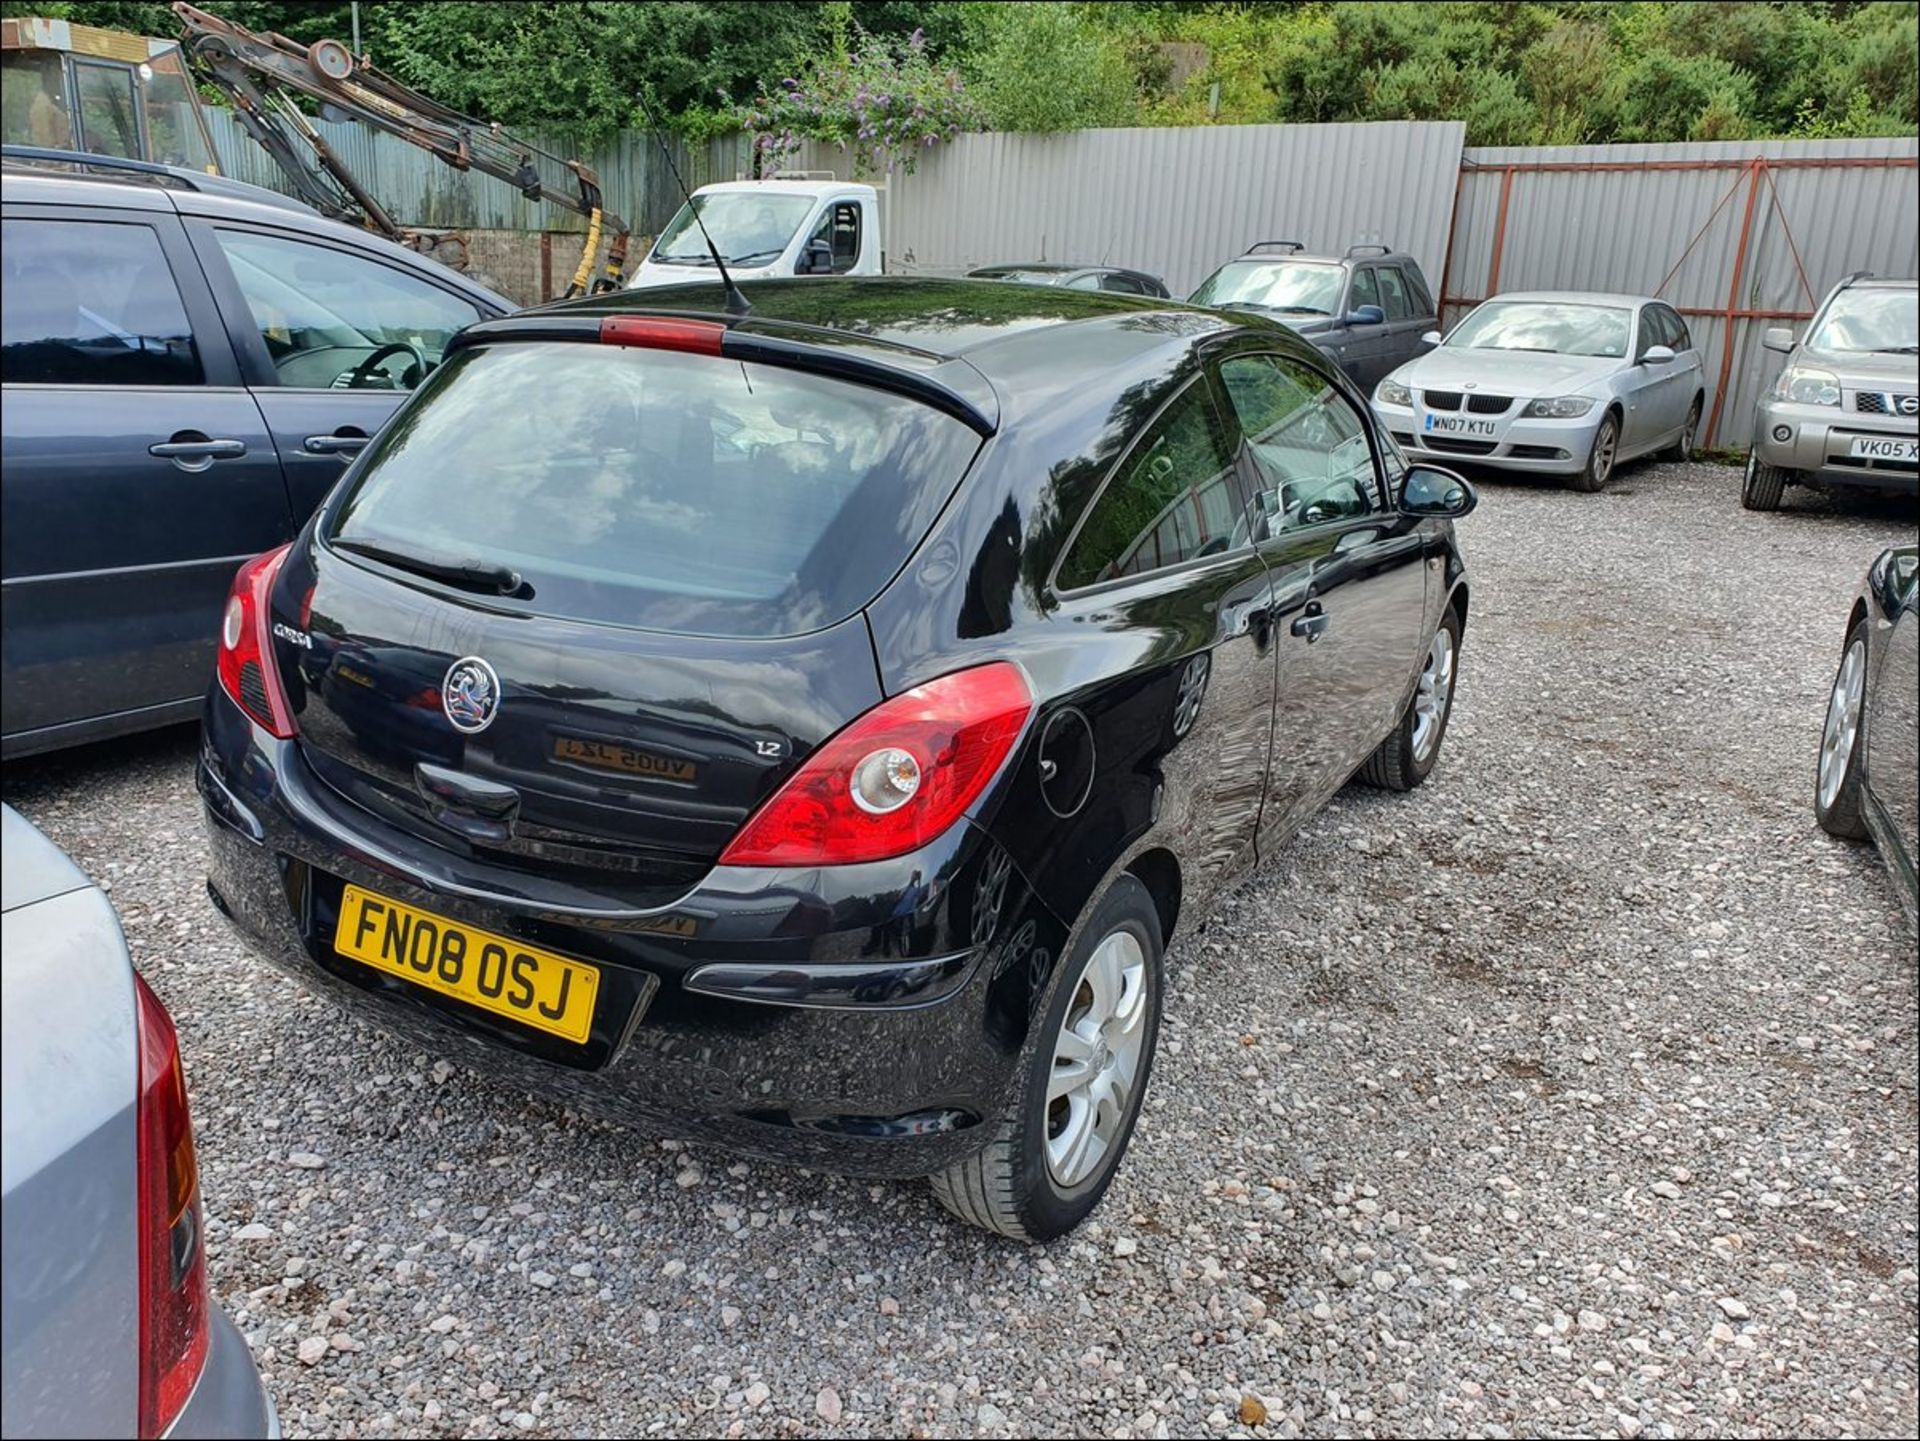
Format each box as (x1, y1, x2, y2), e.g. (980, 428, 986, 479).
(0, 156, 512, 758)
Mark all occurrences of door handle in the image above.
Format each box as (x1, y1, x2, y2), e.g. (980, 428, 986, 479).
(150, 437, 244, 458)
(304, 433, 370, 456)
(1291, 604, 1329, 643)
(149, 434, 246, 472)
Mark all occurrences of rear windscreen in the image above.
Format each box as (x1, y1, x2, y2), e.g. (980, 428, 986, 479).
(326, 342, 982, 637)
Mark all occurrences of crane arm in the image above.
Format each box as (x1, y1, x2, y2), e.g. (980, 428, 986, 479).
(172, 1, 629, 294)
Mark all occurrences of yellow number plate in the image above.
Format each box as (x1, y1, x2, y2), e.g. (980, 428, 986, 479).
(334, 885, 600, 1044)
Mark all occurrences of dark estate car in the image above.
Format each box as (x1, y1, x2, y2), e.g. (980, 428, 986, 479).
(968, 263, 1172, 298)
(198, 279, 1474, 1239)
(1815, 547, 1918, 929)
(0, 156, 512, 759)
(1189, 241, 1439, 389)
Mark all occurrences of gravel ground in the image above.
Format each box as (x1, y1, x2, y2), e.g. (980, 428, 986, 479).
(7, 460, 1918, 1440)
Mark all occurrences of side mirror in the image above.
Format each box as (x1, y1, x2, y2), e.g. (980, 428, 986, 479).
(799, 239, 835, 275)
(1641, 344, 1675, 365)
(1343, 303, 1385, 327)
(1399, 465, 1477, 519)
(1762, 326, 1795, 353)
(1419, 329, 1443, 348)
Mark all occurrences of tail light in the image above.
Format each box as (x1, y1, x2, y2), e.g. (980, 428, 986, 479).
(720, 662, 1032, 867)
(134, 973, 209, 1439)
(216, 544, 296, 737)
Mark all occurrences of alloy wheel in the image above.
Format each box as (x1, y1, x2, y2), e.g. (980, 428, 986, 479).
(1045, 929, 1148, 1187)
(1590, 418, 1618, 486)
(1818, 639, 1866, 811)
(1411, 626, 1456, 762)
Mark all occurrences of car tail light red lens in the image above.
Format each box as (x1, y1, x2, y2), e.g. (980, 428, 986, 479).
(599, 316, 726, 354)
(216, 544, 296, 737)
(134, 973, 209, 1439)
(720, 662, 1033, 867)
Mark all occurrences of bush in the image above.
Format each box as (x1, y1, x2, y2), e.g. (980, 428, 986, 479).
(735, 22, 980, 174)
(964, 1, 1137, 133)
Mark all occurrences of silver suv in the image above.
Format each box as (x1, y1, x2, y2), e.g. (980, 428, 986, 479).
(1743, 274, 1918, 510)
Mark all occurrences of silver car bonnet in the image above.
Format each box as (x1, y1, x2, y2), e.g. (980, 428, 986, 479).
(1395, 346, 1623, 396)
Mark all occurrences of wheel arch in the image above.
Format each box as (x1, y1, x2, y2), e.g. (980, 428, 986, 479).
(1126, 847, 1182, 948)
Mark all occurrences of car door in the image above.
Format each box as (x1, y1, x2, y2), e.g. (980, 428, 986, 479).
(1621, 303, 1681, 451)
(1335, 266, 1391, 388)
(1214, 351, 1430, 848)
(1, 205, 286, 751)
(1866, 572, 1918, 895)
(1373, 265, 1431, 377)
(1049, 376, 1277, 898)
(1654, 304, 1702, 435)
(184, 220, 488, 526)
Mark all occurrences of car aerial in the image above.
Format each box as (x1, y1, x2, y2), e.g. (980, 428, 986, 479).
(0, 150, 514, 760)
(1187, 240, 1438, 388)
(2, 805, 277, 1439)
(1814, 547, 1918, 929)
(1742, 274, 1918, 511)
(1369, 291, 1706, 492)
(197, 278, 1476, 1241)
(967, 263, 1171, 298)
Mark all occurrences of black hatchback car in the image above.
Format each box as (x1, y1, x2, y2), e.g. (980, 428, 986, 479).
(199, 279, 1475, 1240)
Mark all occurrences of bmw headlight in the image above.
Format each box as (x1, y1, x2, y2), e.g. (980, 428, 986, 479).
(1376, 378, 1413, 407)
(1522, 395, 1597, 419)
(1772, 365, 1840, 406)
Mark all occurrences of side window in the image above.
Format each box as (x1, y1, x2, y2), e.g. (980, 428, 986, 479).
(1219, 354, 1381, 532)
(1375, 266, 1414, 322)
(2, 50, 75, 148)
(1, 217, 203, 386)
(1661, 305, 1692, 352)
(73, 58, 140, 158)
(213, 229, 481, 390)
(1058, 380, 1245, 590)
(805, 202, 861, 274)
(1348, 267, 1380, 313)
(1064, 272, 1103, 291)
(1635, 306, 1665, 359)
(1401, 263, 1435, 317)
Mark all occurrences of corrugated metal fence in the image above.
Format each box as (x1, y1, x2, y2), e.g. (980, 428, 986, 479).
(1445, 137, 1919, 447)
(205, 109, 746, 236)
(791, 121, 1467, 296)
(208, 108, 1917, 448)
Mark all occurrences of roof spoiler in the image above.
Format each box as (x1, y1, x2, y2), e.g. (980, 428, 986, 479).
(1244, 239, 1305, 256)
(446, 312, 998, 437)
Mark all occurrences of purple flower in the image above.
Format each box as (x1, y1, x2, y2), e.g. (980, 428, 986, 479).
(782, 76, 798, 89)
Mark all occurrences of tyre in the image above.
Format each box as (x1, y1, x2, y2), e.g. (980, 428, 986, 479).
(1741, 452, 1787, 511)
(1569, 411, 1619, 492)
(1814, 621, 1871, 840)
(1356, 606, 1463, 791)
(1664, 396, 1702, 461)
(930, 875, 1163, 1241)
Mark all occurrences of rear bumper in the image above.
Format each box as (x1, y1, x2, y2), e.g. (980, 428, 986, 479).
(197, 689, 1068, 1178)
(167, 1310, 278, 1440)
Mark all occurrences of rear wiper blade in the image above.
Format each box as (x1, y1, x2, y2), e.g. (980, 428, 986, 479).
(332, 538, 523, 595)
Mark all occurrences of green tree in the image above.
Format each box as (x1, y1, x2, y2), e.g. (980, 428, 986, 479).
(963, 1, 1137, 132)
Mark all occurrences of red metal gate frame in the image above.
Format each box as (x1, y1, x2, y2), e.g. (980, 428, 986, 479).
(1439, 153, 1918, 449)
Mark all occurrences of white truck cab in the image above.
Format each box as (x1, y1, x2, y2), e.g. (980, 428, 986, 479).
(626, 177, 884, 289)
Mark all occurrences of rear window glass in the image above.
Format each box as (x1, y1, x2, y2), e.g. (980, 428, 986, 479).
(326, 342, 981, 637)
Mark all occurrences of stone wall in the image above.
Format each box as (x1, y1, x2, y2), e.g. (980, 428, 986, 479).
(451, 229, 650, 308)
